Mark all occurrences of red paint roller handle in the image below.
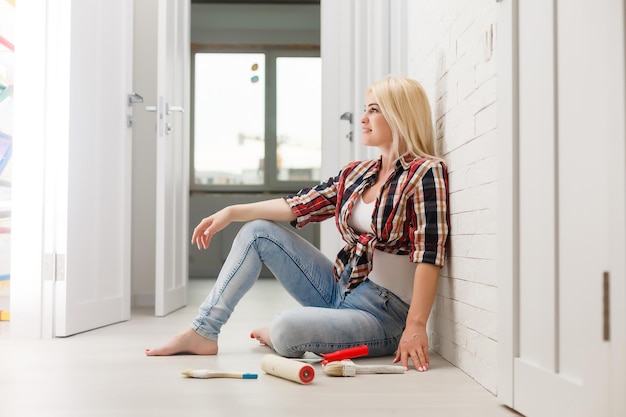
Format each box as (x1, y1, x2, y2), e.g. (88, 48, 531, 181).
(321, 345, 369, 365)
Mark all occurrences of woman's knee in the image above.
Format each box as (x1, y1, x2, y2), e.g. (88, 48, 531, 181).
(233, 220, 280, 251)
(237, 219, 275, 238)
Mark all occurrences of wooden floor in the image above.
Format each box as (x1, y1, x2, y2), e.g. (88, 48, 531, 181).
(0, 279, 522, 417)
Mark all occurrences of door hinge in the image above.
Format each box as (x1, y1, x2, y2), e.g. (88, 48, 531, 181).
(43, 253, 66, 282)
(340, 112, 353, 142)
(603, 271, 610, 341)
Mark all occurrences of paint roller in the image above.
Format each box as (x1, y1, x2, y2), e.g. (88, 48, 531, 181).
(261, 354, 315, 384)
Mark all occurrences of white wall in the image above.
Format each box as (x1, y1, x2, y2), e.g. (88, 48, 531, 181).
(404, 0, 499, 393)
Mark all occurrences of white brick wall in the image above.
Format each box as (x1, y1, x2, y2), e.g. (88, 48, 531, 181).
(405, 0, 499, 393)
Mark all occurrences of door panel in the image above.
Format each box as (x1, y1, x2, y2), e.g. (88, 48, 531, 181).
(512, 0, 611, 415)
(154, 0, 189, 316)
(514, 360, 582, 417)
(517, 0, 557, 370)
(53, 0, 132, 336)
(320, 0, 357, 259)
(556, 0, 610, 381)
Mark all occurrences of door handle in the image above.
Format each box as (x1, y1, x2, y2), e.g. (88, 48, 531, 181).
(167, 104, 184, 114)
(603, 271, 610, 341)
(127, 92, 144, 106)
(144, 97, 170, 136)
(145, 100, 163, 136)
(127, 92, 145, 127)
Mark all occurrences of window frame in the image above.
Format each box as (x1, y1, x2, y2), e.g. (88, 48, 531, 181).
(190, 45, 321, 193)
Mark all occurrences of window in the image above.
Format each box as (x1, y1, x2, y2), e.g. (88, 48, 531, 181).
(276, 57, 322, 182)
(192, 49, 321, 192)
(194, 53, 266, 186)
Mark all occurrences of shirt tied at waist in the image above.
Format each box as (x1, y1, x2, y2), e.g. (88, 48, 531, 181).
(333, 233, 377, 290)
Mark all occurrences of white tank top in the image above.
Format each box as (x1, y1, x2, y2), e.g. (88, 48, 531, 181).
(348, 196, 416, 304)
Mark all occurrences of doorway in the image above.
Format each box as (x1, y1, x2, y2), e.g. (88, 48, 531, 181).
(186, 1, 321, 280)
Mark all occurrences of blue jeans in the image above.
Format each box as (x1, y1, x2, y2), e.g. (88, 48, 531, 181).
(191, 220, 409, 358)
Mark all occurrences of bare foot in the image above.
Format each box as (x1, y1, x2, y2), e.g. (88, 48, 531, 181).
(250, 327, 272, 348)
(145, 328, 218, 356)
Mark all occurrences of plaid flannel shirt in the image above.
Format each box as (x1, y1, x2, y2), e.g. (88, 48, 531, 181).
(284, 154, 450, 290)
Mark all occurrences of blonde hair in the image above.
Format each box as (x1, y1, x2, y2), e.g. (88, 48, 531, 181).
(367, 77, 439, 160)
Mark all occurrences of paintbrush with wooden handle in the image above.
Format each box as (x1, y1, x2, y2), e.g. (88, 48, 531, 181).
(181, 369, 258, 379)
(323, 359, 405, 377)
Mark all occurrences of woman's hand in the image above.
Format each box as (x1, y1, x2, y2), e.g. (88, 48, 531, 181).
(395, 263, 440, 372)
(190, 199, 296, 250)
(394, 325, 430, 372)
(191, 207, 232, 250)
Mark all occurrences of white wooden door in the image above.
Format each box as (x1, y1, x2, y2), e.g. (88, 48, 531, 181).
(320, 0, 355, 259)
(50, 0, 133, 336)
(154, 0, 189, 316)
(503, 0, 619, 415)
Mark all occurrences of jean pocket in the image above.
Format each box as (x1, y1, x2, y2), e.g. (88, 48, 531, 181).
(377, 288, 408, 330)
